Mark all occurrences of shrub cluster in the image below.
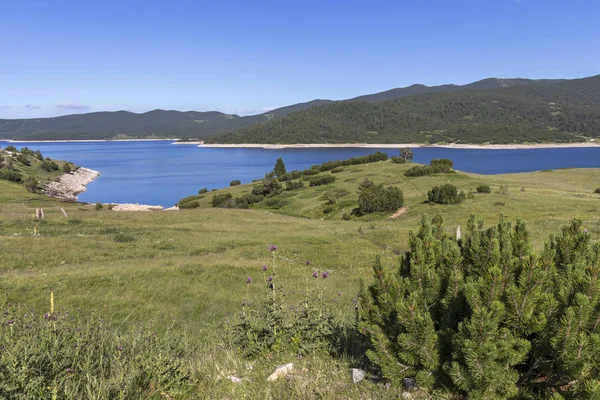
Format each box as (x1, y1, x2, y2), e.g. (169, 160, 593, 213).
(0, 169, 22, 182)
(198, 187, 208, 194)
(252, 178, 282, 197)
(595, 188, 600, 194)
(355, 179, 404, 215)
(427, 183, 465, 204)
(179, 200, 200, 209)
(212, 192, 264, 209)
(285, 180, 304, 191)
(229, 179, 241, 186)
(359, 215, 600, 399)
(390, 156, 407, 164)
(309, 175, 336, 187)
(40, 159, 59, 172)
(476, 184, 491, 193)
(405, 158, 454, 177)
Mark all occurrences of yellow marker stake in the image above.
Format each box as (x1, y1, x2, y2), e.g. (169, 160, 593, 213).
(50, 292, 54, 315)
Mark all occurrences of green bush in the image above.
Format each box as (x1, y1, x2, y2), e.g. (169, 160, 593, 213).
(309, 175, 336, 187)
(198, 187, 208, 194)
(19, 147, 34, 156)
(0, 303, 194, 398)
(358, 215, 600, 399)
(4, 145, 17, 152)
(356, 182, 404, 215)
(62, 163, 73, 173)
(40, 159, 59, 172)
(390, 156, 407, 164)
(342, 213, 352, 221)
(322, 205, 334, 214)
(594, 188, 600, 194)
(264, 198, 287, 209)
(230, 180, 241, 186)
(320, 188, 350, 205)
(212, 192, 234, 207)
(179, 200, 200, 209)
(178, 195, 204, 206)
(405, 158, 454, 177)
(331, 166, 344, 173)
(15, 153, 31, 166)
(427, 183, 465, 204)
(0, 169, 22, 182)
(24, 176, 40, 193)
(95, 202, 103, 210)
(476, 185, 491, 193)
(285, 180, 304, 191)
(252, 178, 282, 197)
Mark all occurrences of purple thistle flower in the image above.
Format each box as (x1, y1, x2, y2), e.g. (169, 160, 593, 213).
(7, 319, 14, 326)
(268, 244, 277, 252)
(322, 271, 329, 279)
(43, 313, 49, 320)
(66, 368, 74, 374)
(267, 276, 273, 282)
(242, 301, 247, 307)
(262, 265, 268, 272)
(353, 298, 358, 304)
(338, 292, 342, 296)
(584, 229, 588, 233)
(246, 277, 252, 284)
(305, 260, 311, 265)
(312, 271, 319, 278)
(116, 345, 123, 351)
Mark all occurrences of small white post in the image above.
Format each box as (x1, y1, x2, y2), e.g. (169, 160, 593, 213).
(456, 225, 461, 240)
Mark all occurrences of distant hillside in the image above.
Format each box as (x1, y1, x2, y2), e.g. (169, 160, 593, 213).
(1, 76, 558, 141)
(207, 75, 600, 144)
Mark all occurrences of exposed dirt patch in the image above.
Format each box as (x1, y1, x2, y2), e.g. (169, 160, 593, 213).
(389, 207, 408, 219)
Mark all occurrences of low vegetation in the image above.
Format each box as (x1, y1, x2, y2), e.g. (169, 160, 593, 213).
(1, 151, 599, 398)
(427, 183, 466, 204)
(476, 184, 492, 193)
(405, 158, 454, 177)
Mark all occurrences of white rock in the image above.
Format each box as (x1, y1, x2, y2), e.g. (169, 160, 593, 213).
(352, 368, 365, 383)
(227, 376, 243, 384)
(401, 392, 413, 400)
(267, 363, 293, 382)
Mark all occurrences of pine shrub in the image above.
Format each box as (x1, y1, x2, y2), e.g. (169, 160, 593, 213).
(309, 175, 336, 187)
(476, 185, 491, 193)
(427, 183, 465, 204)
(229, 179, 241, 186)
(358, 215, 600, 399)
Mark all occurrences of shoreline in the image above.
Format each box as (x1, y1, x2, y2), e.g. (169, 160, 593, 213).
(4, 139, 176, 143)
(197, 142, 600, 150)
(44, 167, 101, 202)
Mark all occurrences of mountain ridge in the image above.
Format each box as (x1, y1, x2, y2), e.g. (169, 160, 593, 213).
(0, 76, 583, 141)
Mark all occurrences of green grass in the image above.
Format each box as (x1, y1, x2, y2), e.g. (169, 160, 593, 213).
(1, 160, 599, 397)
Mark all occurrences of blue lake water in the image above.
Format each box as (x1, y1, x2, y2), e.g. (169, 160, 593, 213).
(2, 140, 600, 207)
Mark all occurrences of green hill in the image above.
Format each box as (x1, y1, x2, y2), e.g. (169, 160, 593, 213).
(207, 75, 600, 144)
(0, 76, 564, 141)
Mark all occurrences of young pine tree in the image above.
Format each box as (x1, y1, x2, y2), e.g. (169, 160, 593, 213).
(358, 215, 600, 399)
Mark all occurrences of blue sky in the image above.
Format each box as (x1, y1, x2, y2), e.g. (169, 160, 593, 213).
(1, 0, 598, 119)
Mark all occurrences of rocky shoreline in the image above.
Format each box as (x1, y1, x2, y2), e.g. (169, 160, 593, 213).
(43, 167, 101, 202)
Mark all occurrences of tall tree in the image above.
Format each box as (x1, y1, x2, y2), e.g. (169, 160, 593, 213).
(273, 157, 287, 178)
(399, 147, 414, 161)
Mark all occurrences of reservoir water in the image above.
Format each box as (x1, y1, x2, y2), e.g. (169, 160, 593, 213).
(1, 140, 600, 207)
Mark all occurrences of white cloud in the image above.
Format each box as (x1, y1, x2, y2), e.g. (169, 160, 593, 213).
(0, 104, 42, 109)
(56, 102, 91, 110)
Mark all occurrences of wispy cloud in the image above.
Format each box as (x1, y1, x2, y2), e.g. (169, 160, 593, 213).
(56, 102, 91, 110)
(0, 104, 42, 109)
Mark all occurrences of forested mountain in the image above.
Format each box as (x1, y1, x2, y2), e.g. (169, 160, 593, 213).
(1, 76, 562, 141)
(0, 76, 594, 143)
(207, 75, 600, 144)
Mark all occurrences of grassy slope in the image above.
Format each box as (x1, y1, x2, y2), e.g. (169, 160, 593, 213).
(1, 162, 599, 397)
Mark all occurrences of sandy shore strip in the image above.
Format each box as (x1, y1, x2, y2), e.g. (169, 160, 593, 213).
(197, 142, 599, 150)
(109, 203, 165, 212)
(7, 139, 176, 143)
(44, 168, 101, 201)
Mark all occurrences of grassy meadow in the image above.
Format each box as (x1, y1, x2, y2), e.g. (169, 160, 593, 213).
(1, 158, 599, 398)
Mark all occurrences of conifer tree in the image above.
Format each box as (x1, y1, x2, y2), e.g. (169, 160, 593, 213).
(273, 157, 287, 178)
(358, 215, 600, 398)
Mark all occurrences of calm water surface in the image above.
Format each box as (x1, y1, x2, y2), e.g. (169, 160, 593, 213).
(2, 140, 600, 207)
